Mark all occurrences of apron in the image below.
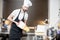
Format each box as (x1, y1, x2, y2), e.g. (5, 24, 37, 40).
(9, 10, 24, 40)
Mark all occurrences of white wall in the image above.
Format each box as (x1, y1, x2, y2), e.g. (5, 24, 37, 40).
(48, 0, 59, 28)
(0, 0, 3, 18)
(59, 0, 60, 9)
(0, 0, 3, 31)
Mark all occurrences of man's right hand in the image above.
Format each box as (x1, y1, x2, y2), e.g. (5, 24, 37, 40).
(14, 21, 19, 25)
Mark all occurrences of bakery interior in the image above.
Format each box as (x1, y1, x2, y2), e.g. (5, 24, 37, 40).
(0, 0, 60, 40)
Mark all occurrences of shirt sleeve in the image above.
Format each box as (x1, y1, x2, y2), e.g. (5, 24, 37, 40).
(24, 13, 28, 21)
(9, 9, 17, 17)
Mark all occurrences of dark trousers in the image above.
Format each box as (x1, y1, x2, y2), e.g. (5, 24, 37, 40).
(9, 22, 22, 40)
(1, 34, 9, 40)
(56, 34, 60, 40)
(9, 38, 21, 40)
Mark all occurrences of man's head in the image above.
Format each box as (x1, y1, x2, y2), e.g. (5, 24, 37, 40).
(22, 5, 29, 11)
(22, 0, 32, 11)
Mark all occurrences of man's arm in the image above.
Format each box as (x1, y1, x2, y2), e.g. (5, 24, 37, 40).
(7, 14, 15, 23)
(7, 10, 19, 25)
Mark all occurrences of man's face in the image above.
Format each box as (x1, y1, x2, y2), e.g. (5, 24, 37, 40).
(22, 6, 29, 11)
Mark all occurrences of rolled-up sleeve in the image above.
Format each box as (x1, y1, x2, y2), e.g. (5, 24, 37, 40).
(10, 10, 17, 16)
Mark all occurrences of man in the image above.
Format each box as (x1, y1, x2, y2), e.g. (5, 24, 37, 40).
(7, 0, 32, 40)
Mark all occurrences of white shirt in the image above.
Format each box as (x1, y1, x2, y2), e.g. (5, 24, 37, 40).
(10, 9, 28, 21)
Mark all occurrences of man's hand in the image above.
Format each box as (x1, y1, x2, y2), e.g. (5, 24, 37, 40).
(14, 21, 19, 25)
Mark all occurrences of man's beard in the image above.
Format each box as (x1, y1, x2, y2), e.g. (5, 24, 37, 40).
(23, 9, 27, 12)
